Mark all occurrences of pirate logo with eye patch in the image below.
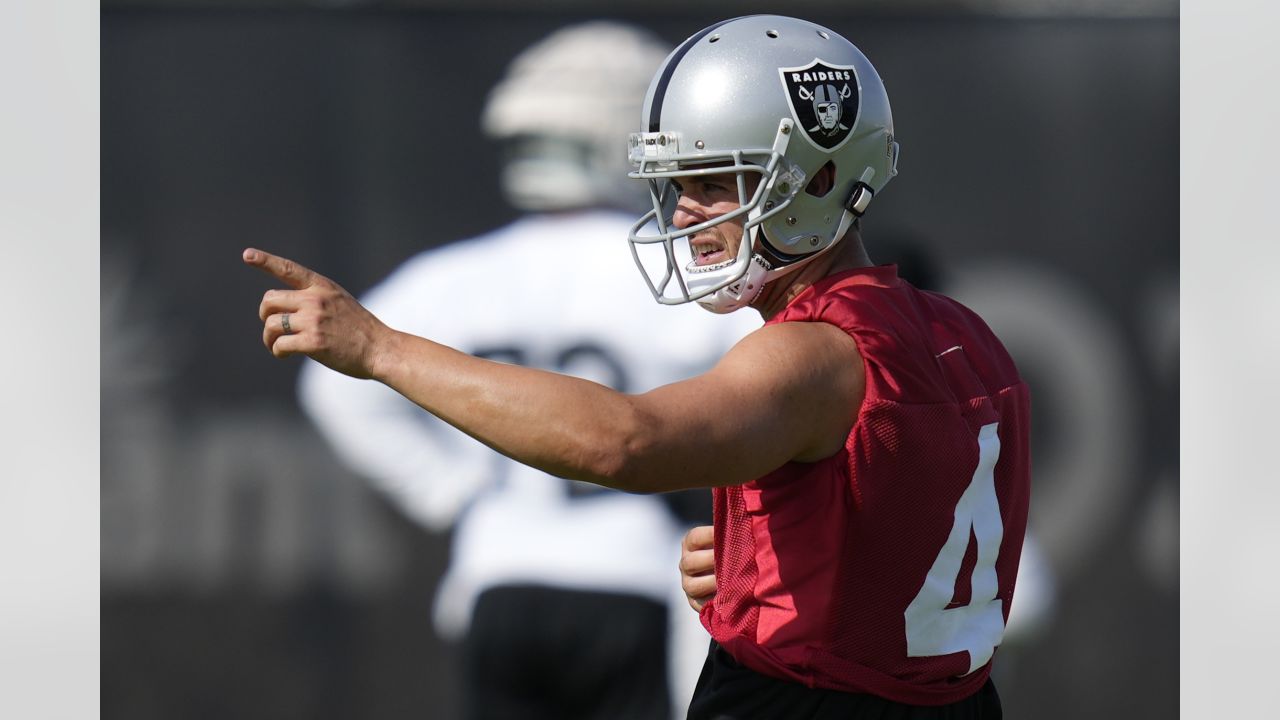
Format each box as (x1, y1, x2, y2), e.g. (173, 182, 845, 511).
(779, 59, 861, 152)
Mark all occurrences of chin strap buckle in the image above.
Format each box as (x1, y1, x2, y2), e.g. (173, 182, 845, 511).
(845, 182, 874, 217)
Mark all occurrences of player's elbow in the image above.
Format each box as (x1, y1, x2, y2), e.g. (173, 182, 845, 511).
(579, 408, 664, 494)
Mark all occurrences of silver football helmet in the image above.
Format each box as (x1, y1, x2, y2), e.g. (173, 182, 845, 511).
(628, 16, 899, 313)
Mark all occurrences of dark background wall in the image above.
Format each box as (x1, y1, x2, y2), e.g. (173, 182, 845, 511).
(101, 4, 1178, 718)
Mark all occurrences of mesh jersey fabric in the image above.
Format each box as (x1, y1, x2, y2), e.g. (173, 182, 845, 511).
(702, 264, 1031, 706)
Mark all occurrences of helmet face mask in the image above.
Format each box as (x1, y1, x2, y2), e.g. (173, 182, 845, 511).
(628, 120, 808, 312)
(627, 15, 899, 313)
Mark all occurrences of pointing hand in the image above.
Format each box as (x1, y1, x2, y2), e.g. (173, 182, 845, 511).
(242, 248, 392, 380)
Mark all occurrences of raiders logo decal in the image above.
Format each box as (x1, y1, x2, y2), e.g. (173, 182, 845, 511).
(779, 59, 860, 152)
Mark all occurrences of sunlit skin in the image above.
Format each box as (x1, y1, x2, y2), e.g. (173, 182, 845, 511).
(672, 164, 872, 321)
(679, 524, 717, 612)
(670, 173, 757, 270)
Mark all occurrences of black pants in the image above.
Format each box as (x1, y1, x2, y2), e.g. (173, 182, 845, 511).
(687, 641, 1002, 720)
(463, 585, 671, 720)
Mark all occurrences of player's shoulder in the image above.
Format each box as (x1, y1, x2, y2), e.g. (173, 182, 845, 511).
(917, 287, 1006, 344)
(728, 317, 859, 372)
(781, 274, 995, 351)
(912, 287, 1023, 383)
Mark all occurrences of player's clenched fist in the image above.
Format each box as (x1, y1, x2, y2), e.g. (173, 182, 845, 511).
(242, 248, 392, 380)
(680, 525, 717, 613)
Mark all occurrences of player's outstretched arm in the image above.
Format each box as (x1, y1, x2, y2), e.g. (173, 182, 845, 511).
(244, 248, 864, 493)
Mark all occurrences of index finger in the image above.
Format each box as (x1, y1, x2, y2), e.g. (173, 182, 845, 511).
(242, 248, 321, 290)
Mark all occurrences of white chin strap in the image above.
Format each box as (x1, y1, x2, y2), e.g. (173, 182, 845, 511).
(693, 254, 769, 314)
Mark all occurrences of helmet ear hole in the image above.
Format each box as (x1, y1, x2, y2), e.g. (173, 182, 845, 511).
(804, 160, 837, 198)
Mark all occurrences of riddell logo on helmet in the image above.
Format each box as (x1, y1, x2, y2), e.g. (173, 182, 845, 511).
(779, 59, 861, 152)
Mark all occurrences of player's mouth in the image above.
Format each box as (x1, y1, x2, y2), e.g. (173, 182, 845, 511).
(689, 238, 730, 268)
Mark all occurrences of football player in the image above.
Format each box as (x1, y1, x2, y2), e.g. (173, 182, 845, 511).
(248, 15, 1029, 719)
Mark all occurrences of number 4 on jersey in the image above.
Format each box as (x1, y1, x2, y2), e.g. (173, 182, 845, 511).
(904, 422, 1006, 674)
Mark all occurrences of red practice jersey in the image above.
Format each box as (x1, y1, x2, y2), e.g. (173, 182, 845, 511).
(702, 264, 1031, 705)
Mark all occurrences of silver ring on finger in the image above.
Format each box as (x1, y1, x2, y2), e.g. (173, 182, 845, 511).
(281, 313, 293, 335)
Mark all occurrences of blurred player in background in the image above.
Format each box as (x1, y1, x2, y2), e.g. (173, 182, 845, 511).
(297, 21, 758, 720)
